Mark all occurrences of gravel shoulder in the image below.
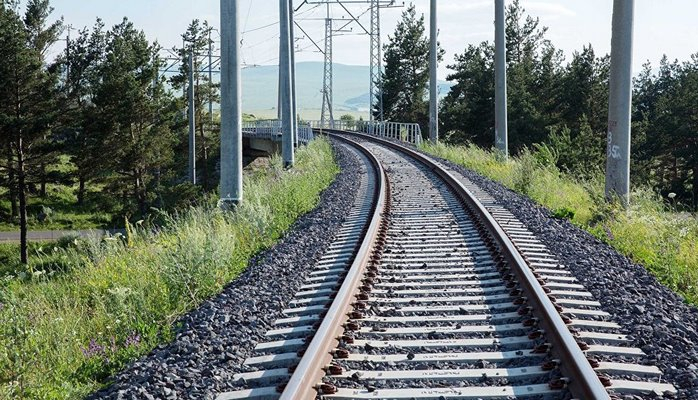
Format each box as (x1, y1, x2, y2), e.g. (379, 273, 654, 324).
(422, 149, 698, 399)
(88, 139, 363, 400)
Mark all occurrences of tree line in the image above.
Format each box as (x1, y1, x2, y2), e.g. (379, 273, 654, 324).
(0, 0, 220, 262)
(378, 1, 697, 210)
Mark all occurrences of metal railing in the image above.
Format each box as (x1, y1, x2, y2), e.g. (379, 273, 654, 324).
(309, 120, 423, 145)
(241, 119, 314, 145)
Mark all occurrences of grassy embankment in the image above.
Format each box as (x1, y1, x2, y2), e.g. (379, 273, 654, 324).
(0, 138, 338, 399)
(421, 142, 698, 305)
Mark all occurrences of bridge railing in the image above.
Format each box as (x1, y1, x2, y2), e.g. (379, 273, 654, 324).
(308, 120, 423, 145)
(242, 119, 314, 145)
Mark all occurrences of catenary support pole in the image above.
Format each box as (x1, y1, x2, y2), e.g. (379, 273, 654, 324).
(208, 29, 214, 131)
(320, 13, 334, 129)
(219, 0, 243, 205)
(494, 0, 508, 158)
(289, 0, 298, 146)
(188, 49, 197, 184)
(279, 0, 295, 167)
(369, 0, 384, 124)
(605, 0, 635, 206)
(429, 0, 438, 142)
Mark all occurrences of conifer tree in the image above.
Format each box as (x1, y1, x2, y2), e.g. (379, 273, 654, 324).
(171, 20, 220, 190)
(376, 4, 442, 135)
(93, 19, 176, 217)
(0, 0, 62, 263)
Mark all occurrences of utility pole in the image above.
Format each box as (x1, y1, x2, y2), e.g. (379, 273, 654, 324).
(428, 0, 438, 142)
(320, 5, 334, 129)
(182, 38, 187, 112)
(369, 0, 384, 123)
(208, 29, 214, 131)
(280, 0, 295, 166)
(289, 0, 299, 146)
(220, 0, 243, 205)
(188, 49, 197, 185)
(605, 0, 635, 206)
(494, 0, 508, 158)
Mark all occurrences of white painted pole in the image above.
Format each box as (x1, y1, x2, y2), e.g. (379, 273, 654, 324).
(605, 0, 635, 206)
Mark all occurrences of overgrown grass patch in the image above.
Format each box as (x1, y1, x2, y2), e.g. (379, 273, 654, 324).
(0, 183, 114, 232)
(0, 138, 339, 399)
(421, 142, 698, 305)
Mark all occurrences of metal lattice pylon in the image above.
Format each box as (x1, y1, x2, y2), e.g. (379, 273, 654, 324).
(320, 18, 334, 128)
(369, 0, 384, 123)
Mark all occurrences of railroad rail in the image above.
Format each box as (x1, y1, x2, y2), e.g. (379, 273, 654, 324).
(218, 131, 676, 400)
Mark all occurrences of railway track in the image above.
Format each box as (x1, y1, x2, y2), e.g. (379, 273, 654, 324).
(218, 132, 676, 400)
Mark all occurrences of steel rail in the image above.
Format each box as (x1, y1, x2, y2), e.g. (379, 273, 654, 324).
(334, 129, 611, 400)
(278, 134, 389, 400)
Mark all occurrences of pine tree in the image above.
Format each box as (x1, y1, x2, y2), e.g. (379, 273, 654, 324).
(440, 42, 494, 146)
(59, 20, 107, 205)
(0, 0, 62, 263)
(170, 20, 220, 190)
(376, 4, 442, 136)
(441, 0, 562, 150)
(94, 19, 176, 217)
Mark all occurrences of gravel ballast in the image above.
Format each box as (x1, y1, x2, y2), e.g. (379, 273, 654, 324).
(89, 140, 364, 400)
(424, 150, 698, 399)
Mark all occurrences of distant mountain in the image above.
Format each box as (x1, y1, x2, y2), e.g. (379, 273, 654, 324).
(241, 61, 454, 118)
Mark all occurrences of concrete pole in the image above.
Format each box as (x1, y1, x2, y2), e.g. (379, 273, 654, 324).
(208, 29, 214, 130)
(429, 0, 438, 142)
(188, 49, 197, 185)
(279, 0, 295, 167)
(289, 0, 298, 146)
(605, 0, 635, 206)
(219, 0, 243, 205)
(494, 0, 508, 159)
(182, 38, 187, 113)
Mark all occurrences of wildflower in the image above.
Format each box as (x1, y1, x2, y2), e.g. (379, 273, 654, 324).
(125, 332, 141, 347)
(81, 338, 106, 358)
(668, 192, 677, 199)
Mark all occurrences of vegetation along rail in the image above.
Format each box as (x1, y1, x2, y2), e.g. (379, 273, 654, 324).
(216, 131, 677, 400)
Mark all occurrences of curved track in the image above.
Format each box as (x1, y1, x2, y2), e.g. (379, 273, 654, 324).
(218, 132, 676, 400)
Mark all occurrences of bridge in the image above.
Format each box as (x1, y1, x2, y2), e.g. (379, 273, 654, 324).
(242, 119, 424, 154)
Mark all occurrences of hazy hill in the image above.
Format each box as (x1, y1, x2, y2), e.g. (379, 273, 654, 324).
(242, 61, 453, 119)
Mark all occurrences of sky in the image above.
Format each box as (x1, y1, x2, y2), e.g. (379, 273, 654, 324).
(43, 0, 698, 80)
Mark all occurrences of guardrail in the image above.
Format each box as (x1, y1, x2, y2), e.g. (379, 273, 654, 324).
(241, 120, 314, 145)
(308, 120, 423, 145)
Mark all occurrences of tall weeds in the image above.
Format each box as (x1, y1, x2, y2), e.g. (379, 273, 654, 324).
(0, 138, 338, 399)
(421, 142, 698, 305)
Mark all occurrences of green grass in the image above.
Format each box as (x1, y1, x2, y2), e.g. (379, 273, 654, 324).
(0, 138, 339, 399)
(421, 142, 698, 305)
(0, 155, 115, 232)
(0, 242, 64, 278)
(0, 183, 114, 232)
